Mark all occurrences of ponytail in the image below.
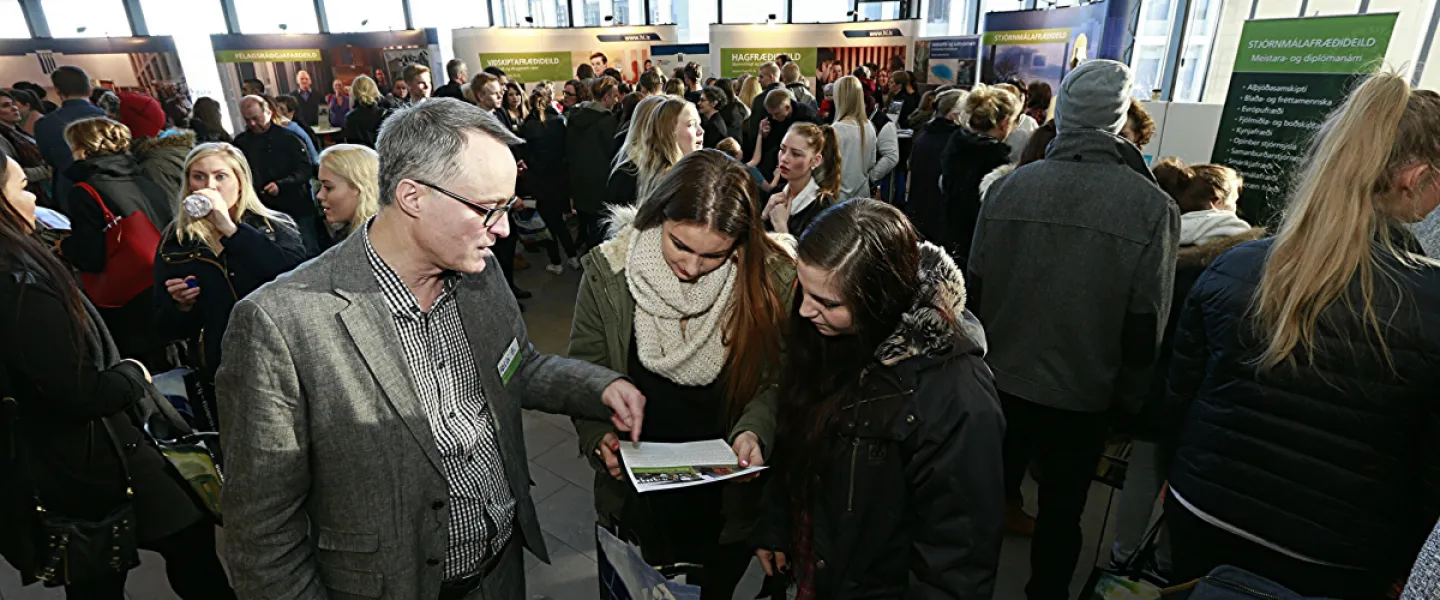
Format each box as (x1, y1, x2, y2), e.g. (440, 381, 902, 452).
(817, 125, 843, 202)
(1154, 156, 1243, 213)
(1254, 71, 1440, 372)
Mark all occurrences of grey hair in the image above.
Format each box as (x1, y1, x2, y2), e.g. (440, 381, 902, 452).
(376, 98, 522, 206)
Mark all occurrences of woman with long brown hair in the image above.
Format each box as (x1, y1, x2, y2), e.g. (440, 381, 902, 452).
(569, 149, 795, 599)
(1165, 72, 1440, 597)
(753, 199, 1004, 599)
(0, 147, 236, 599)
(764, 122, 842, 235)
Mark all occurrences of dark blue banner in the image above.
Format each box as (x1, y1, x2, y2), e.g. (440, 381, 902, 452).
(842, 28, 905, 38)
(596, 33, 663, 42)
(0, 36, 176, 56)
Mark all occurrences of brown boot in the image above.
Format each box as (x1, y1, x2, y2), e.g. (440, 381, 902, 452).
(1006, 499, 1036, 536)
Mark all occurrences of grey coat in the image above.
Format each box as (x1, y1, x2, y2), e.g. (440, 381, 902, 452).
(216, 228, 624, 600)
(968, 129, 1179, 413)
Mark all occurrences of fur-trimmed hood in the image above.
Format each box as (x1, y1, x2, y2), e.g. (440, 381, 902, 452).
(979, 164, 1016, 201)
(874, 242, 986, 367)
(1178, 227, 1265, 272)
(131, 129, 197, 155)
(597, 203, 797, 274)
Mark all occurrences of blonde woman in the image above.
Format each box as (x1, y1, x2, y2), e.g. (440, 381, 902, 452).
(153, 143, 305, 421)
(940, 84, 1020, 261)
(343, 75, 387, 148)
(316, 144, 379, 240)
(608, 94, 702, 207)
(831, 76, 878, 201)
(738, 75, 763, 111)
(1165, 73, 1440, 597)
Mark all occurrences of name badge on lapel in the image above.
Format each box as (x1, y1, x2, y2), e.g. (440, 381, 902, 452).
(498, 338, 522, 386)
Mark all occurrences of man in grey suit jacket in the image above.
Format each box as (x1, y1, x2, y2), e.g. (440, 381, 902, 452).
(217, 98, 647, 600)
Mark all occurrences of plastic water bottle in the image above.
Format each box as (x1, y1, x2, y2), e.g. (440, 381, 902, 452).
(182, 193, 213, 218)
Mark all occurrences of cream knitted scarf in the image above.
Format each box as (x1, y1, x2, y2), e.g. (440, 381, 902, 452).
(626, 226, 735, 386)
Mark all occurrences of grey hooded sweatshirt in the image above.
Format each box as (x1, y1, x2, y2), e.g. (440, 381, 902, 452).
(967, 60, 1180, 413)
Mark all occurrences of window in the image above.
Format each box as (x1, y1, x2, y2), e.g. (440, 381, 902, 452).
(1173, 0, 1223, 101)
(922, 0, 981, 36)
(0, 1, 32, 38)
(141, 0, 233, 128)
(652, 0, 715, 42)
(498, 0, 569, 26)
(722, 0, 780, 24)
(411, 0, 490, 66)
(325, 0, 407, 32)
(234, 0, 320, 33)
(1128, 0, 1179, 99)
(859, 1, 903, 20)
(793, 0, 851, 23)
(41, 0, 133, 37)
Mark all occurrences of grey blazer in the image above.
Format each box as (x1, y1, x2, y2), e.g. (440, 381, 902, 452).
(216, 230, 621, 600)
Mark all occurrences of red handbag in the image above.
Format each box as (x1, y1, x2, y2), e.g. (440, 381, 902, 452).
(74, 183, 163, 308)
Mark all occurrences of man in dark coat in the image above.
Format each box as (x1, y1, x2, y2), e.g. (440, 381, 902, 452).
(565, 76, 621, 248)
(966, 60, 1179, 600)
(743, 62, 783, 163)
(290, 70, 323, 128)
(755, 88, 820, 182)
(33, 66, 105, 212)
(232, 95, 321, 257)
(434, 59, 469, 101)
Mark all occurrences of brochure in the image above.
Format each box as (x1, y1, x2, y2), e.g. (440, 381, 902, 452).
(619, 439, 767, 493)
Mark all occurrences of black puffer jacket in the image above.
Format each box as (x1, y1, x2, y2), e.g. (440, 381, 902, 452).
(905, 118, 960, 247)
(940, 129, 1011, 265)
(152, 212, 306, 381)
(517, 110, 569, 202)
(755, 243, 1006, 599)
(231, 125, 315, 218)
(343, 102, 389, 149)
(1167, 234, 1440, 577)
(565, 102, 619, 214)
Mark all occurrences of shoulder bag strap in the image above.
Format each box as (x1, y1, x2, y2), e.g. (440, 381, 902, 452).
(74, 183, 119, 228)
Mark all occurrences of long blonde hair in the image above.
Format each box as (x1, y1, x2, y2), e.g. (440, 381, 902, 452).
(176, 143, 292, 254)
(739, 76, 763, 108)
(618, 96, 693, 204)
(319, 144, 380, 237)
(833, 75, 870, 174)
(1254, 72, 1440, 371)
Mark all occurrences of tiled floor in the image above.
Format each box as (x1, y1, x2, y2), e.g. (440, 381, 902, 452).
(0, 245, 1127, 599)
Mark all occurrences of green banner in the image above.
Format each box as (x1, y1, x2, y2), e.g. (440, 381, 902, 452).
(215, 49, 322, 63)
(1211, 14, 1396, 224)
(1232, 14, 1396, 73)
(478, 52, 572, 83)
(982, 28, 1071, 46)
(719, 48, 815, 78)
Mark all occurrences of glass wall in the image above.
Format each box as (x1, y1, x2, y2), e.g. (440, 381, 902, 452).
(792, 0, 851, 23)
(1173, 0, 1223, 101)
(41, 0, 132, 37)
(234, 0, 320, 33)
(139, 0, 232, 127)
(1129, 0, 1179, 99)
(721, 0, 780, 24)
(325, 0, 408, 32)
(1, 1, 34, 38)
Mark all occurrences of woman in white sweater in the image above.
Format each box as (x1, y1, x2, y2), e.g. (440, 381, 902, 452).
(831, 76, 881, 201)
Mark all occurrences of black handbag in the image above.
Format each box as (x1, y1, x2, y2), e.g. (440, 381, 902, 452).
(29, 417, 142, 587)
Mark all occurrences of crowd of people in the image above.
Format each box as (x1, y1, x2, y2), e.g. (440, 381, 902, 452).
(0, 50, 1438, 600)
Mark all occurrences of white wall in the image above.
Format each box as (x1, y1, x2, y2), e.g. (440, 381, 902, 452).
(1202, 0, 1438, 103)
(0, 52, 142, 94)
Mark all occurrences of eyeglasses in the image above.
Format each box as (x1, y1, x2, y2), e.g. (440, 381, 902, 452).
(415, 180, 516, 227)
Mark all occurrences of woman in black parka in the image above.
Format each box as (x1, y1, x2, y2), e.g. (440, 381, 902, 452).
(754, 199, 1005, 599)
(1164, 72, 1440, 598)
(0, 149, 234, 599)
(153, 143, 305, 429)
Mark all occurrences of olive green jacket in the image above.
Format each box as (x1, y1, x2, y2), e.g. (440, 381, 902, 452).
(567, 214, 797, 544)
